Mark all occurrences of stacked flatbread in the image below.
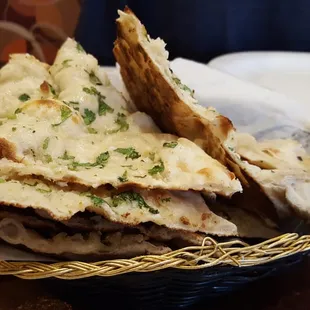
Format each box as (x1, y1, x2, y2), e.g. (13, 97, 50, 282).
(113, 7, 310, 226)
(0, 13, 283, 261)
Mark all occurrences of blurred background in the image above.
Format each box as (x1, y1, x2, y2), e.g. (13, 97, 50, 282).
(1, 0, 310, 66)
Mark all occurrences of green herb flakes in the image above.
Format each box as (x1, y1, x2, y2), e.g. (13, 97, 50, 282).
(15, 108, 22, 114)
(114, 147, 141, 160)
(161, 197, 171, 203)
(12, 127, 16, 132)
(63, 101, 79, 111)
(118, 170, 128, 182)
(18, 93, 30, 102)
(52, 106, 72, 127)
(115, 113, 129, 132)
(87, 193, 109, 207)
(76, 42, 85, 53)
(42, 137, 50, 150)
(36, 187, 52, 194)
(58, 151, 75, 160)
(0, 178, 6, 183)
(69, 151, 109, 170)
(172, 77, 194, 97)
(82, 108, 96, 125)
(98, 96, 114, 116)
(163, 141, 178, 148)
(85, 70, 103, 85)
(44, 154, 53, 163)
(148, 160, 165, 175)
(87, 127, 98, 134)
(62, 59, 72, 68)
(48, 83, 56, 96)
(112, 191, 159, 214)
(83, 86, 98, 96)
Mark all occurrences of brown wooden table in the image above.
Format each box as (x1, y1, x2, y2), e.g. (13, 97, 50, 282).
(1, 256, 309, 310)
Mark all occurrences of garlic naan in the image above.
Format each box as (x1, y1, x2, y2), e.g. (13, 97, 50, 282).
(50, 38, 159, 134)
(0, 99, 241, 195)
(0, 178, 237, 236)
(0, 54, 56, 118)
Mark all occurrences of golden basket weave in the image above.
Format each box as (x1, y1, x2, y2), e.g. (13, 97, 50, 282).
(0, 233, 309, 280)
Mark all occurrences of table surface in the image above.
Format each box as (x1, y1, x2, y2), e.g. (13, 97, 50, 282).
(0, 256, 309, 310)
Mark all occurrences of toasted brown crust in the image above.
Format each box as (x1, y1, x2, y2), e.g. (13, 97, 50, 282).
(113, 9, 279, 222)
(0, 138, 18, 161)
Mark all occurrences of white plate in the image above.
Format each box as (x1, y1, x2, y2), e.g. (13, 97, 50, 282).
(208, 52, 310, 104)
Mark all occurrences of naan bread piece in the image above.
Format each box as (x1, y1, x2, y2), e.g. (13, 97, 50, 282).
(49, 38, 160, 134)
(209, 202, 280, 239)
(113, 8, 303, 221)
(0, 178, 238, 236)
(0, 206, 209, 247)
(0, 54, 56, 118)
(0, 99, 241, 195)
(0, 218, 170, 260)
(235, 133, 310, 170)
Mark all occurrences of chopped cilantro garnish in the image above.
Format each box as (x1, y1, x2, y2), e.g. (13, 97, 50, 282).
(36, 187, 52, 194)
(114, 147, 141, 160)
(48, 83, 56, 96)
(85, 70, 103, 85)
(42, 137, 50, 150)
(15, 108, 22, 114)
(112, 191, 159, 214)
(63, 101, 79, 111)
(163, 141, 178, 148)
(62, 59, 72, 68)
(52, 106, 72, 127)
(98, 96, 114, 116)
(44, 154, 53, 163)
(18, 93, 30, 102)
(58, 150, 75, 160)
(87, 193, 109, 207)
(76, 42, 85, 53)
(82, 87, 113, 116)
(83, 86, 98, 96)
(0, 178, 6, 183)
(148, 160, 165, 175)
(172, 77, 194, 97)
(95, 151, 110, 166)
(82, 108, 96, 125)
(118, 170, 128, 182)
(69, 151, 109, 170)
(12, 127, 16, 132)
(115, 113, 129, 132)
(87, 127, 98, 134)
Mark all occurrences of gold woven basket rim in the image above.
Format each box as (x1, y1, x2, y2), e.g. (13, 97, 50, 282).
(0, 233, 309, 280)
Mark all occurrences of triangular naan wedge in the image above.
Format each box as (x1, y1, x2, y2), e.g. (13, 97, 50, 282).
(0, 99, 241, 195)
(49, 38, 160, 134)
(113, 8, 304, 222)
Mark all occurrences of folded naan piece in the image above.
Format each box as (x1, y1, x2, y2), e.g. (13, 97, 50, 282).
(0, 178, 237, 235)
(0, 218, 170, 260)
(0, 54, 56, 118)
(49, 38, 159, 134)
(114, 8, 310, 221)
(0, 206, 207, 247)
(235, 133, 310, 170)
(0, 99, 241, 195)
(209, 202, 280, 239)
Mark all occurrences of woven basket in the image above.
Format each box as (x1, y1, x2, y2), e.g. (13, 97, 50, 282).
(1, 233, 310, 308)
